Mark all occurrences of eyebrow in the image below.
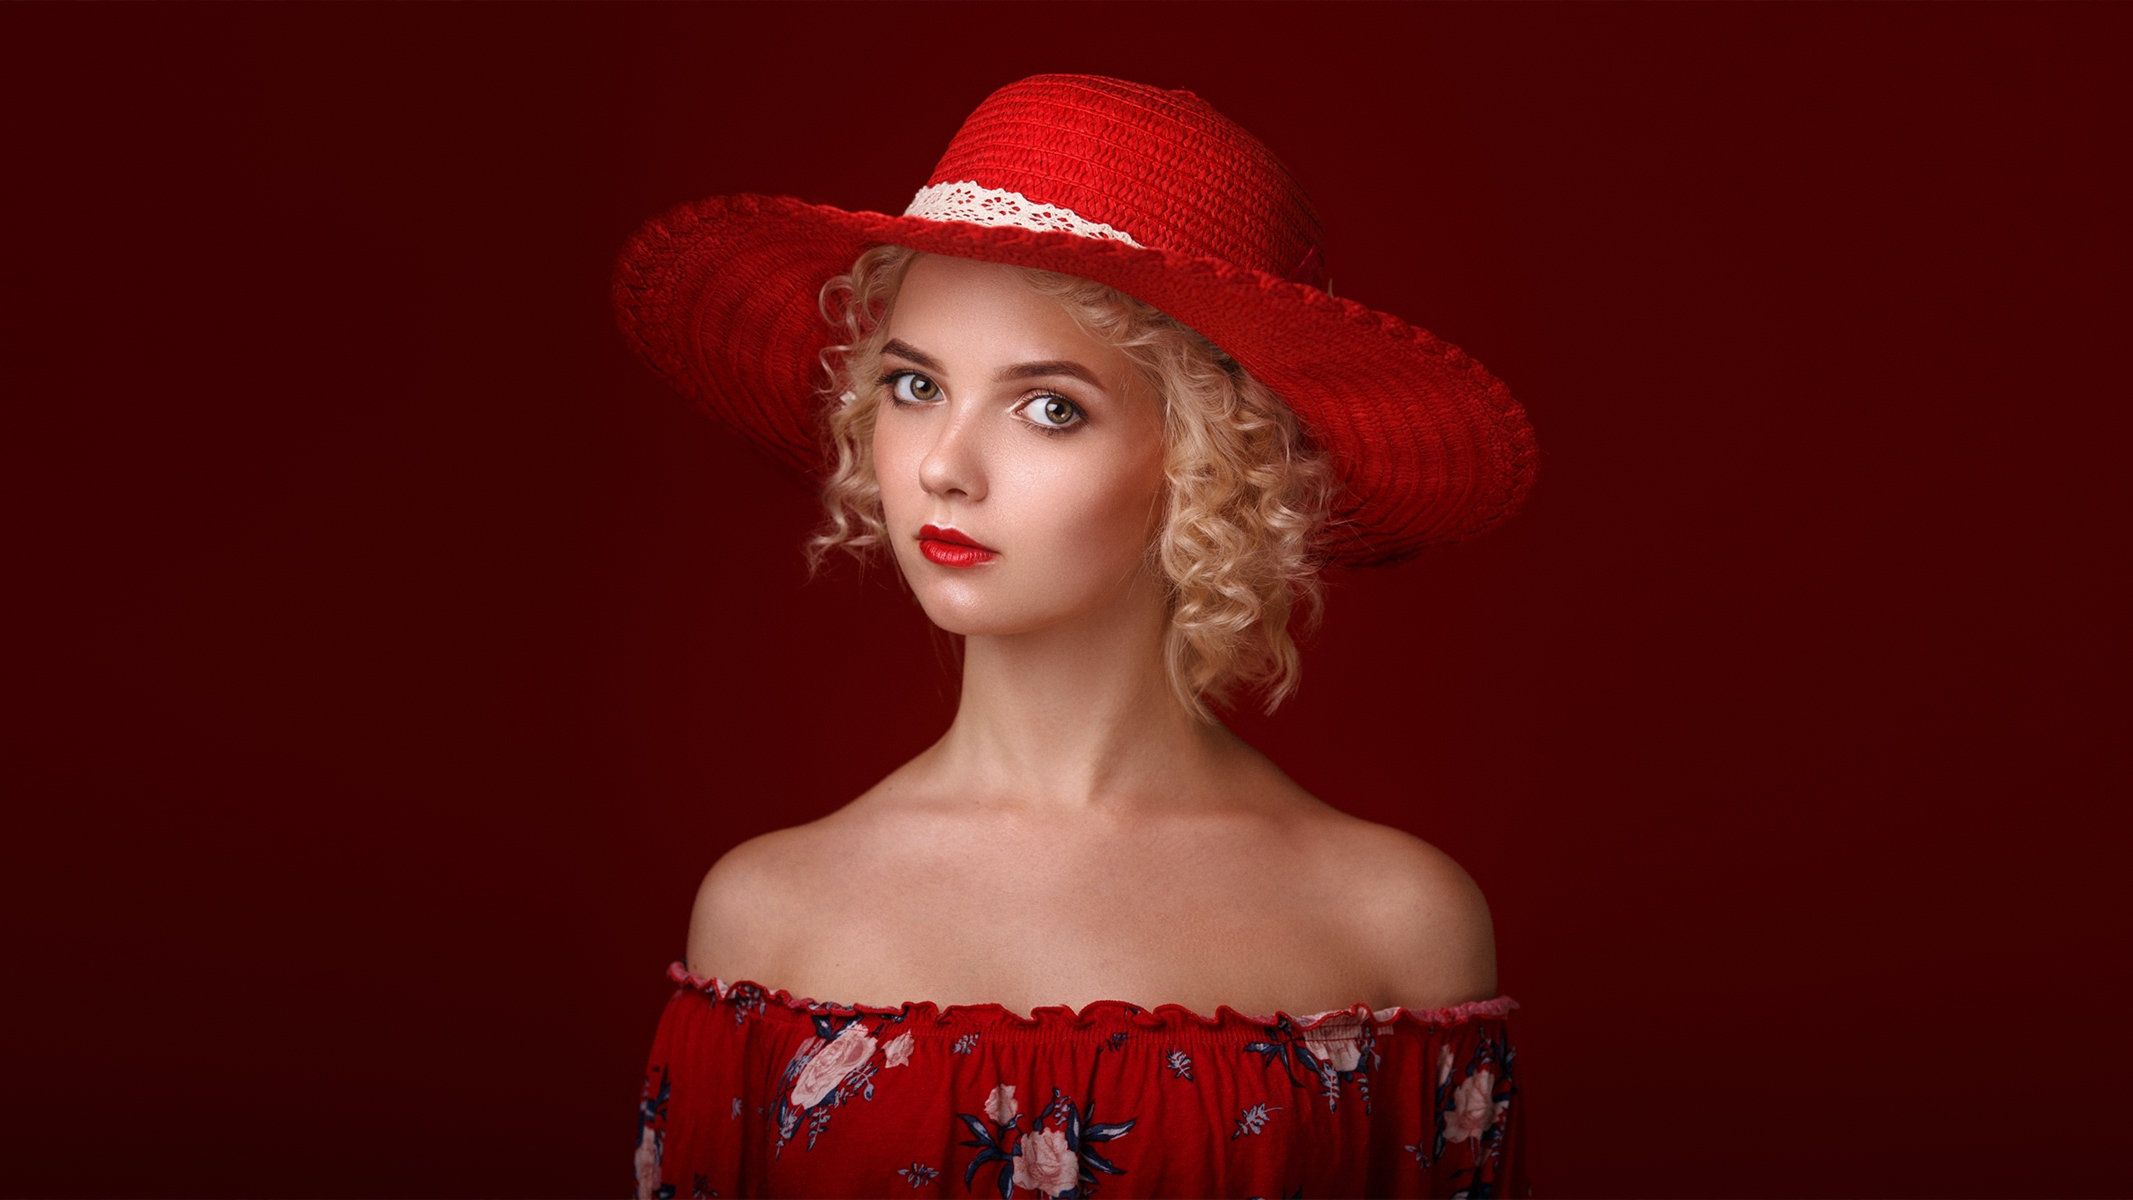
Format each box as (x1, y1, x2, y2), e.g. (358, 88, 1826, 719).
(1001, 359, 1102, 387)
(880, 339, 945, 374)
(881, 339, 1104, 389)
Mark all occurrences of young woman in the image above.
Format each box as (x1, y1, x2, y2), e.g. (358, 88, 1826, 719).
(614, 75, 1535, 1199)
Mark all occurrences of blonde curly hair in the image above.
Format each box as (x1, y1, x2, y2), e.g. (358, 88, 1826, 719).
(807, 245, 1336, 718)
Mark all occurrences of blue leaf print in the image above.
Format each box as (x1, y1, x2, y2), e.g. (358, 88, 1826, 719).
(1165, 1049, 1194, 1081)
(1247, 1013, 1379, 1112)
(958, 1112, 996, 1149)
(767, 1017, 893, 1158)
(725, 982, 767, 1026)
(1082, 1145, 1126, 1176)
(1068, 1091, 1136, 1197)
(896, 1162, 939, 1189)
(639, 1065, 671, 1131)
(959, 1085, 1137, 1199)
(953, 1032, 981, 1054)
(1232, 1102, 1281, 1139)
(961, 1146, 1005, 1192)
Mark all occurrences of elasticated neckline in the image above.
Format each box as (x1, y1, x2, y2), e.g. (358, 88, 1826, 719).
(666, 962, 1517, 1034)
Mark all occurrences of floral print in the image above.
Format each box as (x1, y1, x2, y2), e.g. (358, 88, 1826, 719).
(634, 1125, 668, 1200)
(635, 1065, 672, 1200)
(1015, 1128, 1077, 1195)
(1443, 1069, 1500, 1143)
(1245, 1011, 1382, 1113)
(769, 1012, 919, 1157)
(724, 982, 766, 1026)
(1303, 1011, 1368, 1072)
(985, 1083, 1018, 1126)
(1233, 1102, 1280, 1139)
(1413, 1026, 1519, 1195)
(884, 1031, 916, 1068)
(637, 965, 1525, 1197)
(789, 1023, 877, 1109)
(959, 1084, 1135, 1198)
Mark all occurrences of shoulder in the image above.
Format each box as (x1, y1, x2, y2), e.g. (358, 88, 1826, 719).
(681, 768, 954, 985)
(684, 821, 845, 984)
(1305, 815, 1498, 1010)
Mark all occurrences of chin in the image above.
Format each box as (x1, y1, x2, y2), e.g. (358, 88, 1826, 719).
(900, 570, 1076, 638)
(912, 590, 1057, 638)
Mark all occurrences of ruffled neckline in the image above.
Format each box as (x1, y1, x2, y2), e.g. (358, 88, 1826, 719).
(667, 962, 1517, 1032)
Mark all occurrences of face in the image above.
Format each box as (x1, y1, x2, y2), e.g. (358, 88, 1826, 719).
(870, 254, 1167, 638)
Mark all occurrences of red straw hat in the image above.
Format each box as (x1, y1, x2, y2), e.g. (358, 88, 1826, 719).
(613, 74, 1535, 566)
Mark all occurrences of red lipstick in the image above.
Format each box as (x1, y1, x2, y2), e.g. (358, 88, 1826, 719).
(918, 524, 999, 568)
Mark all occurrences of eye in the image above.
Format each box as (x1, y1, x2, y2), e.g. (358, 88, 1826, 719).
(886, 371, 941, 403)
(1018, 393, 1085, 431)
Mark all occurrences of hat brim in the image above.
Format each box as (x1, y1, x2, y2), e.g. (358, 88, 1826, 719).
(612, 193, 1535, 566)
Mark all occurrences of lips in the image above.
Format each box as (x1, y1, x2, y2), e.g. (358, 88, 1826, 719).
(918, 524, 999, 568)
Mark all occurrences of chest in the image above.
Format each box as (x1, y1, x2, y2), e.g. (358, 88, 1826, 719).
(778, 817, 1380, 1014)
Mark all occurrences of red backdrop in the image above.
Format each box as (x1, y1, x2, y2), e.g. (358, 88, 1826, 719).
(7, 5, 2124, 1196)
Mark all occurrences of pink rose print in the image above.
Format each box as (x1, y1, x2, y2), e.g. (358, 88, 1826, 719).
(1013, 1126, 1079, 1197)
(633, 1126, 662, 1198)
(956, 1084, 1134, 1198)
(1437, 1044, 1455, 1086)
(1303, 1013, 1365, 1073)
(1443, 1067, 1498, 1143)
(985, 1083, 1018, 1125)
(883, 1031, 915, 1069)
(791, 1025, 878, 1109)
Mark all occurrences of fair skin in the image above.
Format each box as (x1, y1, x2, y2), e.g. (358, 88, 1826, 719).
(688, 255, 1495, 1017)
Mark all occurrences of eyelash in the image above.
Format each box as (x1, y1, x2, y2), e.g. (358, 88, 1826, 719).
(879, 370, 937, 406)
(1017, 393, 1085, 436)
(877, 370, 1087, 435)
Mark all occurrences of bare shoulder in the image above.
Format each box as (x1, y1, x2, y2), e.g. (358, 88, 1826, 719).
(684, 818, 849, 984)
(682, 761, 950, 986)
(1305, 813, 1499, 1009)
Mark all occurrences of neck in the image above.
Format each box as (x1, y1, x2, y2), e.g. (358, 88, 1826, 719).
(930, 572, 1234, 813)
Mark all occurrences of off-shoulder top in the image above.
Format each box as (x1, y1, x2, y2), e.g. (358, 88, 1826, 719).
(634, 964, 1526, 1198)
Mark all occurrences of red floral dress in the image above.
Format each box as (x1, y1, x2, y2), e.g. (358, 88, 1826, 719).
(634, 964, 1526, 1199)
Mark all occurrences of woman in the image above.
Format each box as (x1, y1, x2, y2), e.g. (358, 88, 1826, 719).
(615, 75, 1535, 1198)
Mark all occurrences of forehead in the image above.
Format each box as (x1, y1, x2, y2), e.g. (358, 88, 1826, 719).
(885, 255, 1120, 368)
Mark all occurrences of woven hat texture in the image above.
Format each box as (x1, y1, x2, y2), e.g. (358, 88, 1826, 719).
(613, 74, 1536, 566)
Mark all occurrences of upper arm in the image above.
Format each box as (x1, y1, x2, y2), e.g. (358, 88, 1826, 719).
(1346, 827, 1499, 1009)
(684, 832, 798, 983)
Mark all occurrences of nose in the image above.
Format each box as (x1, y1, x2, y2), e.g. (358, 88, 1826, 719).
(917, 403, 987, 503)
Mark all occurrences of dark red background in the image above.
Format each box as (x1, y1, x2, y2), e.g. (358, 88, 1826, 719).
(7, 5, 2125, 1196)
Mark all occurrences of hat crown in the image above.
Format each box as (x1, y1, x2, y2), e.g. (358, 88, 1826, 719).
(922, 75, 1325, 283)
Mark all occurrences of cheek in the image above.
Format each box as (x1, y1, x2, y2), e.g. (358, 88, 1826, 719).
(870, 417, 920, 511)
(1032, 448, 1165, 563)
